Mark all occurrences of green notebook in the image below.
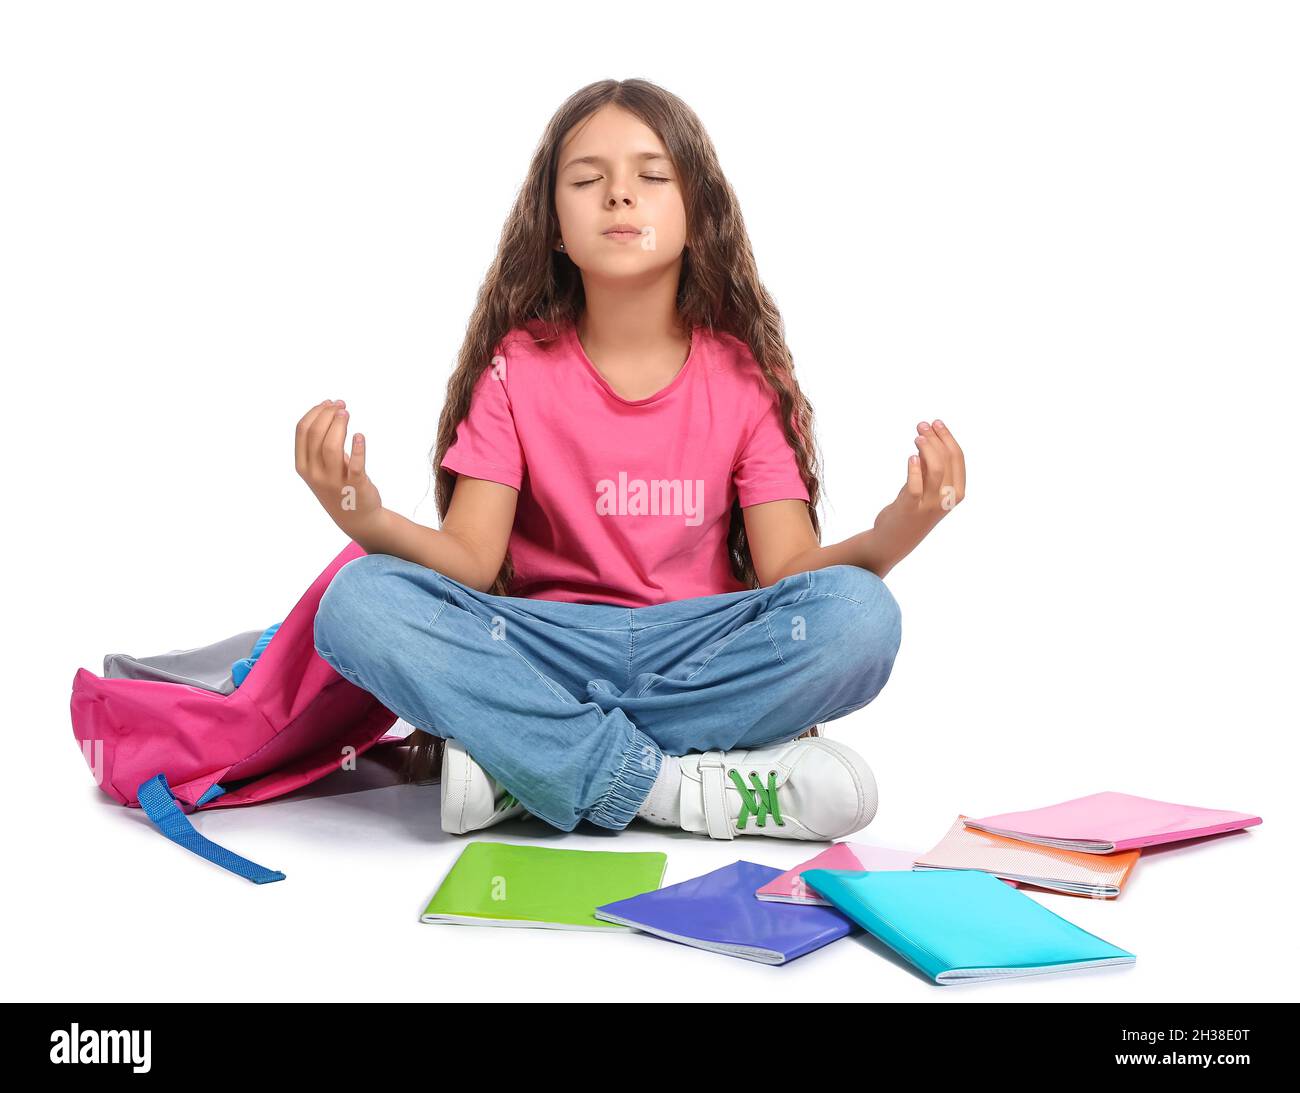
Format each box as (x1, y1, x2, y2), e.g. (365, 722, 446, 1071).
(420, 841, 669, 931)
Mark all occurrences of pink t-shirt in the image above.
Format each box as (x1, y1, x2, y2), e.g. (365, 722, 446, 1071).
(440, 319, 810, 607)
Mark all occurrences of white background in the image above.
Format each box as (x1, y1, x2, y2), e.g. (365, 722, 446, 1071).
(3, 0, 1296, 1002)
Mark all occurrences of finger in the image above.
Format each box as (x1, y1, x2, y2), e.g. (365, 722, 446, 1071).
(918, 421, 956, 508)
(320, 405, 349, 475)
(305, 399, 343, 475)
(905, 453, 924, 499)
(347, 432, 366, 480)
(914, 430, 947, 504)
(930, 419, 965, 500)
(296, 400, 332, 473)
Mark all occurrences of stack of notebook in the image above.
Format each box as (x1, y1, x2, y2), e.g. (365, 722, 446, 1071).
(788, 790, 1259, 982)
(912, 791, 1262, 899)
(416, 789, 1261, 984)
(913, 815, 1140, 898)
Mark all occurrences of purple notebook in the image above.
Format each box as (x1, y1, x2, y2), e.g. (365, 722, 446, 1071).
(593, 860, 856, 965)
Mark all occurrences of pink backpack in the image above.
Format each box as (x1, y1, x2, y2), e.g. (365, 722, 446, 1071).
(70, 541, 401, 883)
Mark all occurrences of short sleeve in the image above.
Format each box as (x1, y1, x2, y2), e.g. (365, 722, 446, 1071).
(732, 388, 811, 507)
(440, 347, 525, 490)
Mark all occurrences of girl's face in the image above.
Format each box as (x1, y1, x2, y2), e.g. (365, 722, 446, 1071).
(553, 103, 687, 280)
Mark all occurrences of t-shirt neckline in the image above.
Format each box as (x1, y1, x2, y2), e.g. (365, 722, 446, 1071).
(566, 321, 699, 407)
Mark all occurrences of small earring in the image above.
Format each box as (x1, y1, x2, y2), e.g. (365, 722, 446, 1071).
(558, 242, 566, 251)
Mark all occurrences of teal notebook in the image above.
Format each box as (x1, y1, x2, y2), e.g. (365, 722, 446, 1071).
(420, 841, 668, 931)
(801, 867, 1135, 984)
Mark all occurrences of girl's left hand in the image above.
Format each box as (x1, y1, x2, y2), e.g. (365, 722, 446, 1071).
(872, 419, 966, 567)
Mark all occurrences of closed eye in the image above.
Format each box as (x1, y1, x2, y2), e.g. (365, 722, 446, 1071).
(573, 176, 672, 187)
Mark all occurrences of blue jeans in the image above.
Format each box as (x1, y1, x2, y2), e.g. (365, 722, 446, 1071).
(312, 553, 902, 834)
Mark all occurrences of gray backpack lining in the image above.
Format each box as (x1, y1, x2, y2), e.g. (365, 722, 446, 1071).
(102, 628, 269, 695)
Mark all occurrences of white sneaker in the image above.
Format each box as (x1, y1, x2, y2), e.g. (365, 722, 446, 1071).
(439, 739, 528, 834)
(677, 737, 878, 841)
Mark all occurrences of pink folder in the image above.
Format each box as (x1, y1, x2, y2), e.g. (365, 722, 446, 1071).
(964, 791, 1261, 853)
(755, 842, 1025, 905)
(755, 842, 919, 904)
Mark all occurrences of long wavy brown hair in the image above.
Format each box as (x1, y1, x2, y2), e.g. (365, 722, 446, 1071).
(400, 77, 825, 785)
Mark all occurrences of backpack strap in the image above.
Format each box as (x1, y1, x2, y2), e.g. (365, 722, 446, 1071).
(195, 782, 226, 806)
(137, 773, 286, 884)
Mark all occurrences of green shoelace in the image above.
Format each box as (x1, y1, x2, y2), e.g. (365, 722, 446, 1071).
(498, 773, 782, 827)
(728, 769, 785, 830)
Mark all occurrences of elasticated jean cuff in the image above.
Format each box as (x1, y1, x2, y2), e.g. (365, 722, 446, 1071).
(586, 723, 663, 830)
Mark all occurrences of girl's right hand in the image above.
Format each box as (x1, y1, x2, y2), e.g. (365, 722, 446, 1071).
(295, 399, 385, 540)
